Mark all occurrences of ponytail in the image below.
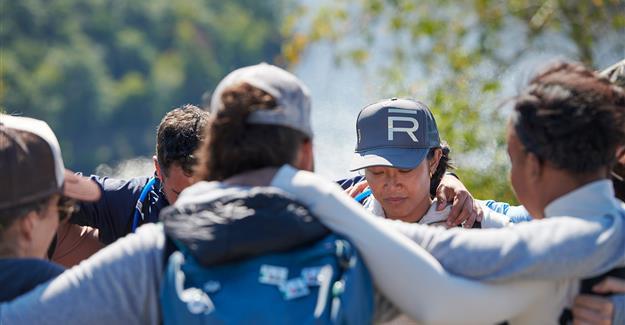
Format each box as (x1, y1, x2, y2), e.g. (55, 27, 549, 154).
(196, 83, 307, 181)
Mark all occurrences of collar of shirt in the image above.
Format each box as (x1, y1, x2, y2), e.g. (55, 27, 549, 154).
(544, 179, 621, 219)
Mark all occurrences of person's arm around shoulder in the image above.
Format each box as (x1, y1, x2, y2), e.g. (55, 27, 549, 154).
(0, 223, 166, 325)
(271, 166, 554, 324)
(383, 213, 624, 281)
(71, 175, 149, 244)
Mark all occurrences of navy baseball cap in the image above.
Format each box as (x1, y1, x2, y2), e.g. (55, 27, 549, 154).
(349, 98, 441, 171)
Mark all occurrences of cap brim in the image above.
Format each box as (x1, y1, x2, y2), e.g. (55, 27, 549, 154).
(62, 170, 101, 202)
(349, 147, 429, 172)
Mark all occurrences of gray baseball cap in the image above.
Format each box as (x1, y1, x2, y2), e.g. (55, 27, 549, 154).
(350, 98, 440, 171)
(209, 63, 313, 138)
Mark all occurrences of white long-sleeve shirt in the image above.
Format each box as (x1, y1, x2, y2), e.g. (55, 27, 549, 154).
(271, 166, 625, 324)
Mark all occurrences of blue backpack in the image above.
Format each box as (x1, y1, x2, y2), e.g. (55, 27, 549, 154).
(160, 234, 375, 324)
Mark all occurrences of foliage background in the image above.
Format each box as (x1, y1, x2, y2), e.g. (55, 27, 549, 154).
(1, 0, 624, 202)
(1, 0, 285, 173)
(285, 0, 625, 202)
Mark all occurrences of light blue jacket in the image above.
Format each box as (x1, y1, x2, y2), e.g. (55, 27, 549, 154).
(482, 200, 533, 223)
(388, 180, 625, 324)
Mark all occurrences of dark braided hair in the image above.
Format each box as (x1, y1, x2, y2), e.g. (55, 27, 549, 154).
(512, 61, 625, 173)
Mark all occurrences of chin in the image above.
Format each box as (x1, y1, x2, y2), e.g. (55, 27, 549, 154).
(386, 212, 410, 222)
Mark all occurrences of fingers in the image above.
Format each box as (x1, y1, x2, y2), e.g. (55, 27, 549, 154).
(573, 295, 613, 325)
(346, 180, 369, 198)
(436, 174, 465, 211)
(463, 209, 477, 228)
(435, 187, 449, 211)
(593, 276, 625, 294)
(461, 198, 485, 228)
(447, 192, 468, 227)
(474, 202, 484, 223)
(448, 191, 485, 228)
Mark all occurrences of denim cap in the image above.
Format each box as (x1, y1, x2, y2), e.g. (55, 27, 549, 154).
(209, 63, 313, 138)
(349, 98, 440, 171)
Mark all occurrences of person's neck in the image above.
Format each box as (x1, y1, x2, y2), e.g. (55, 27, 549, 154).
(0, 242, 24, 259)
(534, 168, 607, 219)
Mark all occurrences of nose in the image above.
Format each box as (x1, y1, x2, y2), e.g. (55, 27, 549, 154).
(382, 173, 402, 190)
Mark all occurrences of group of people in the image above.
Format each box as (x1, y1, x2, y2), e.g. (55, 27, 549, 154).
(0, 59, 624, 324)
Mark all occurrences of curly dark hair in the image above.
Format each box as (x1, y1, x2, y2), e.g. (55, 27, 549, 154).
(156, 105, 209, 176)
(197, 83, 309, 181)
(512, 61, 625, 173)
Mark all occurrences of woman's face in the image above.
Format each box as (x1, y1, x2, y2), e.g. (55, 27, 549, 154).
(365, 158, 433, 222)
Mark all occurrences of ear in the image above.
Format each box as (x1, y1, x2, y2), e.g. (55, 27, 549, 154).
(526, 152, 543, 181)
(428, 149, 443, 175)
(18, 211, 37, 242)
(153, 155, 163, 180)
(294, 140, 314, 172)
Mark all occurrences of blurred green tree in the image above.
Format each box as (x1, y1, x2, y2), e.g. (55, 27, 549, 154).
(284, 0, 625, 202)
(1, 0, 285, 173)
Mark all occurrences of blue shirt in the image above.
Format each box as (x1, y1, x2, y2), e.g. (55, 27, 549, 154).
(482, 200, 533, 223)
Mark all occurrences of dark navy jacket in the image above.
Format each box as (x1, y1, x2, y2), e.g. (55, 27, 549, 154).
(71, 175, 168, 245)
(0, 259, 64, 302)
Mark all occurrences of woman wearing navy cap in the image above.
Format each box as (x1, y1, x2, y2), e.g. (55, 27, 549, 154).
(345, 97, 520, 229)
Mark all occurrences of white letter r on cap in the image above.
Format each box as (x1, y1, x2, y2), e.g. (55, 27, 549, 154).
(388, 116, 419, 142)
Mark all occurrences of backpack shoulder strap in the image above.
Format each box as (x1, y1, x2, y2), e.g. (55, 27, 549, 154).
(132, 177, 158, 233)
